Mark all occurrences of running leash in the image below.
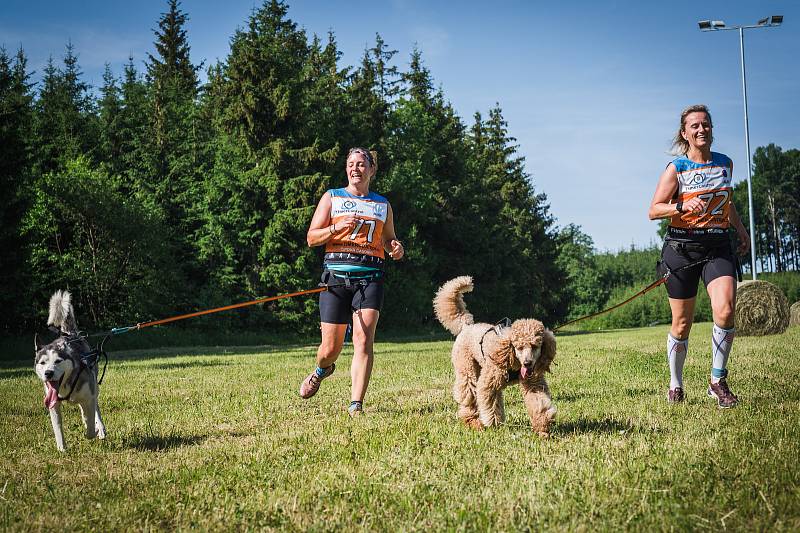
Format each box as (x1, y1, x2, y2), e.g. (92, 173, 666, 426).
(552, 255, 711, 333)
(104, 286, 328, 336)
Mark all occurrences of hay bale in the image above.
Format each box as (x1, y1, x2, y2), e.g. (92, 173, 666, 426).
(790, 301, 800, 327)
(735, 280, 789, 336)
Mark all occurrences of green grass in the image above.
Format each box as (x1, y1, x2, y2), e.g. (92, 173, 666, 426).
(2, 324, 799, 531)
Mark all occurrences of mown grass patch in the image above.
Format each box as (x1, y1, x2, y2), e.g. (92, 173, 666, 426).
(2, 324, 799, 531)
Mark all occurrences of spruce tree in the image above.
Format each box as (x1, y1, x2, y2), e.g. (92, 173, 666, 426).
(469, 106, 567, 323)
(143, 0, 208, 308)
(382, 48, 484, 326)
(118, 57, 150, 195)
(0, 47, 35, 331)
(201, 0, 342, 330)
(98, 64, 124, 178)
(144, 0, 203, 218)
(31, 43, 97, 176)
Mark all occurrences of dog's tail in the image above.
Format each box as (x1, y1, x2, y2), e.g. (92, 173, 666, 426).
(433, 276, 475, 336)
(48, 290, 78, 334)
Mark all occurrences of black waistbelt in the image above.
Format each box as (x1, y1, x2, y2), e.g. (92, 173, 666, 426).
(666, 226, 728, 238)
(321, 269, 384, 289)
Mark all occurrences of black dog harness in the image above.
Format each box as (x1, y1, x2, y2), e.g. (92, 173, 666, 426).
(51, 329, 109, 402)
(478, 318, 512, 362)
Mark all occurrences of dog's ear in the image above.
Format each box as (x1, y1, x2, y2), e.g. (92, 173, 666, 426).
(34, 333, 43, 354)
(536, 329, 557, 373)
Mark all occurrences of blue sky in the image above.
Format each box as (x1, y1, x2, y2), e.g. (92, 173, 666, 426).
(3, 0, 798, 251)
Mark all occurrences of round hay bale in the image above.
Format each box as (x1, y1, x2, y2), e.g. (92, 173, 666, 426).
(790, 301, 800, 327)
(735, 280, 789, 336)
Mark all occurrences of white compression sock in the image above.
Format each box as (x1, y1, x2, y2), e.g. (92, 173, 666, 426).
(711, 324, 735, 384)
(667, 334, 688, 390)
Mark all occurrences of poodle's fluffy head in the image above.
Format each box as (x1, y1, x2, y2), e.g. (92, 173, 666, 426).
(489, 319, 556, 380)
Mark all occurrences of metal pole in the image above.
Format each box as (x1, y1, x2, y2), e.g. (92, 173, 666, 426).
(739, 27, 758, 279)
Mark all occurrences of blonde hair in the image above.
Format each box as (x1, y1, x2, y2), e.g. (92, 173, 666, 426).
(671, 104, 713, 155)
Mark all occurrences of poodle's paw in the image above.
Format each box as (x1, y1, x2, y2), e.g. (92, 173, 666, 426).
(464, 418, 485, 431)
(529, 413, 555, 437)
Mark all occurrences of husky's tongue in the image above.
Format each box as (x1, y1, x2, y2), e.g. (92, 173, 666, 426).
(43, 381, 60, 409)
(520, 366, 531, 380)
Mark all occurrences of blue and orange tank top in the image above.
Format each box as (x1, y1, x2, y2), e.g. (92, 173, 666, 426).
(668, 152, 733, 240)
(324, 188, 389, 270)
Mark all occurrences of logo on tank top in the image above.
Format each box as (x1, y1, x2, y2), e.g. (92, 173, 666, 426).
(342, 200, 356, 210)
(372, 203, 386, 217)
(690, 173, 705, 185)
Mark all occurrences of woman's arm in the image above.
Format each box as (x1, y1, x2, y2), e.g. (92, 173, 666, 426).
(648, 164, 681, 220)
(381, 204, 404, 260)
(306, 194, 335, 247)
(648, 163, 708, 220)
(728, 202, 751, 255)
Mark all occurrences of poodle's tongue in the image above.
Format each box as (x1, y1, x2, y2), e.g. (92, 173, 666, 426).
(520, 366, 531, 380)
(44, 381, 60, 409)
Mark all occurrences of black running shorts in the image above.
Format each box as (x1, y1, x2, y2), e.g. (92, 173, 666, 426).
(319, 270, 385, 324)
(657, 240, 736, 299)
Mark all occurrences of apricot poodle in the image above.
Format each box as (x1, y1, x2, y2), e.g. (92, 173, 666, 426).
(433, 276, 556, 436)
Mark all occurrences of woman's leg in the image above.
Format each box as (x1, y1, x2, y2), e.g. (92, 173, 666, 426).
(666, 297, 695, 398)
(705, 275, 739, 406)
(706, 275, 736, 329)
(350, 308, 380, 403)
(299, 322, 347, 399)
(317, 322, 348, 367)
(668, 296, 696, 340)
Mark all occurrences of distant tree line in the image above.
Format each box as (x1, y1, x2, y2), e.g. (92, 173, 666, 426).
(0, 0, 566, 336)
(733, 144, 800, 274)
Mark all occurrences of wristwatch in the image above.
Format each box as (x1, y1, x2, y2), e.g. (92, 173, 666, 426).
(676, 201, 685, 213)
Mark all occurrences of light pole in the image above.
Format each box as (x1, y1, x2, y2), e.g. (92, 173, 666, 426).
(698, 15, 783, 280)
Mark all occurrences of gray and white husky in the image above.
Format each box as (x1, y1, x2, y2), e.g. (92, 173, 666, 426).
(34, 290, 106, 451)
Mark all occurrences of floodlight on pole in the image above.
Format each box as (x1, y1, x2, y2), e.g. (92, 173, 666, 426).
(697, 15, 784, 279)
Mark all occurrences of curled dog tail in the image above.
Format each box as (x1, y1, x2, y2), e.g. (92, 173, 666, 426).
(48, 290, 78, 334)
(433, 276, 475, 336)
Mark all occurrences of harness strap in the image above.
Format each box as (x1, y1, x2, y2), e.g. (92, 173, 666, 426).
(57, 363, 85, 402)
(478, 318, 512, 361)
(478, 327, 496, 362)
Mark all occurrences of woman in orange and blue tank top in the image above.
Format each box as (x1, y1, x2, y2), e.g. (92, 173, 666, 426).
(649, 105, 750, 409)
(298, 147, 404, 417)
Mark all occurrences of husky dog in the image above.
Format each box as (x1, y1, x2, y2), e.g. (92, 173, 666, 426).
(34, 290, 106, 451)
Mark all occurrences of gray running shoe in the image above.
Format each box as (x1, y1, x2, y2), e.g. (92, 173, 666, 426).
(668, 387, 685, 403)
(707, 379, 738, 408)
(299, 364, 335, 399)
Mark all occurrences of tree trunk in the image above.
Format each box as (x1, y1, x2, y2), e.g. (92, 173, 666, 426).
(767, 190, 783, 272)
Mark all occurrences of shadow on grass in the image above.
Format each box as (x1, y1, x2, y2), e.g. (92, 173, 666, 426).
(146, 360, 233, 371)
(123, 433, 208, 451)
(553, 417, 638, 436)
(553, 391, 588, 402)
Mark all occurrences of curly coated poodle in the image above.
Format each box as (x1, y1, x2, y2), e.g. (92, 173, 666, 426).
(433, 276, 556, 436)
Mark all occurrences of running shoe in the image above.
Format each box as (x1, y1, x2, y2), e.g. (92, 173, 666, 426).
(707, 379, 738, 408)
(667, 387, 685, 403)
(299, 364, 335, 399)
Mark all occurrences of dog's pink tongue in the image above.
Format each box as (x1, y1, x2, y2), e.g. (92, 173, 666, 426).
(521, 366, 531, 380)
(44, 381, 60, 409)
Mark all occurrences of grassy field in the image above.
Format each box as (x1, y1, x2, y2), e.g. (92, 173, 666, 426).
(2, 324, 799, 531)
